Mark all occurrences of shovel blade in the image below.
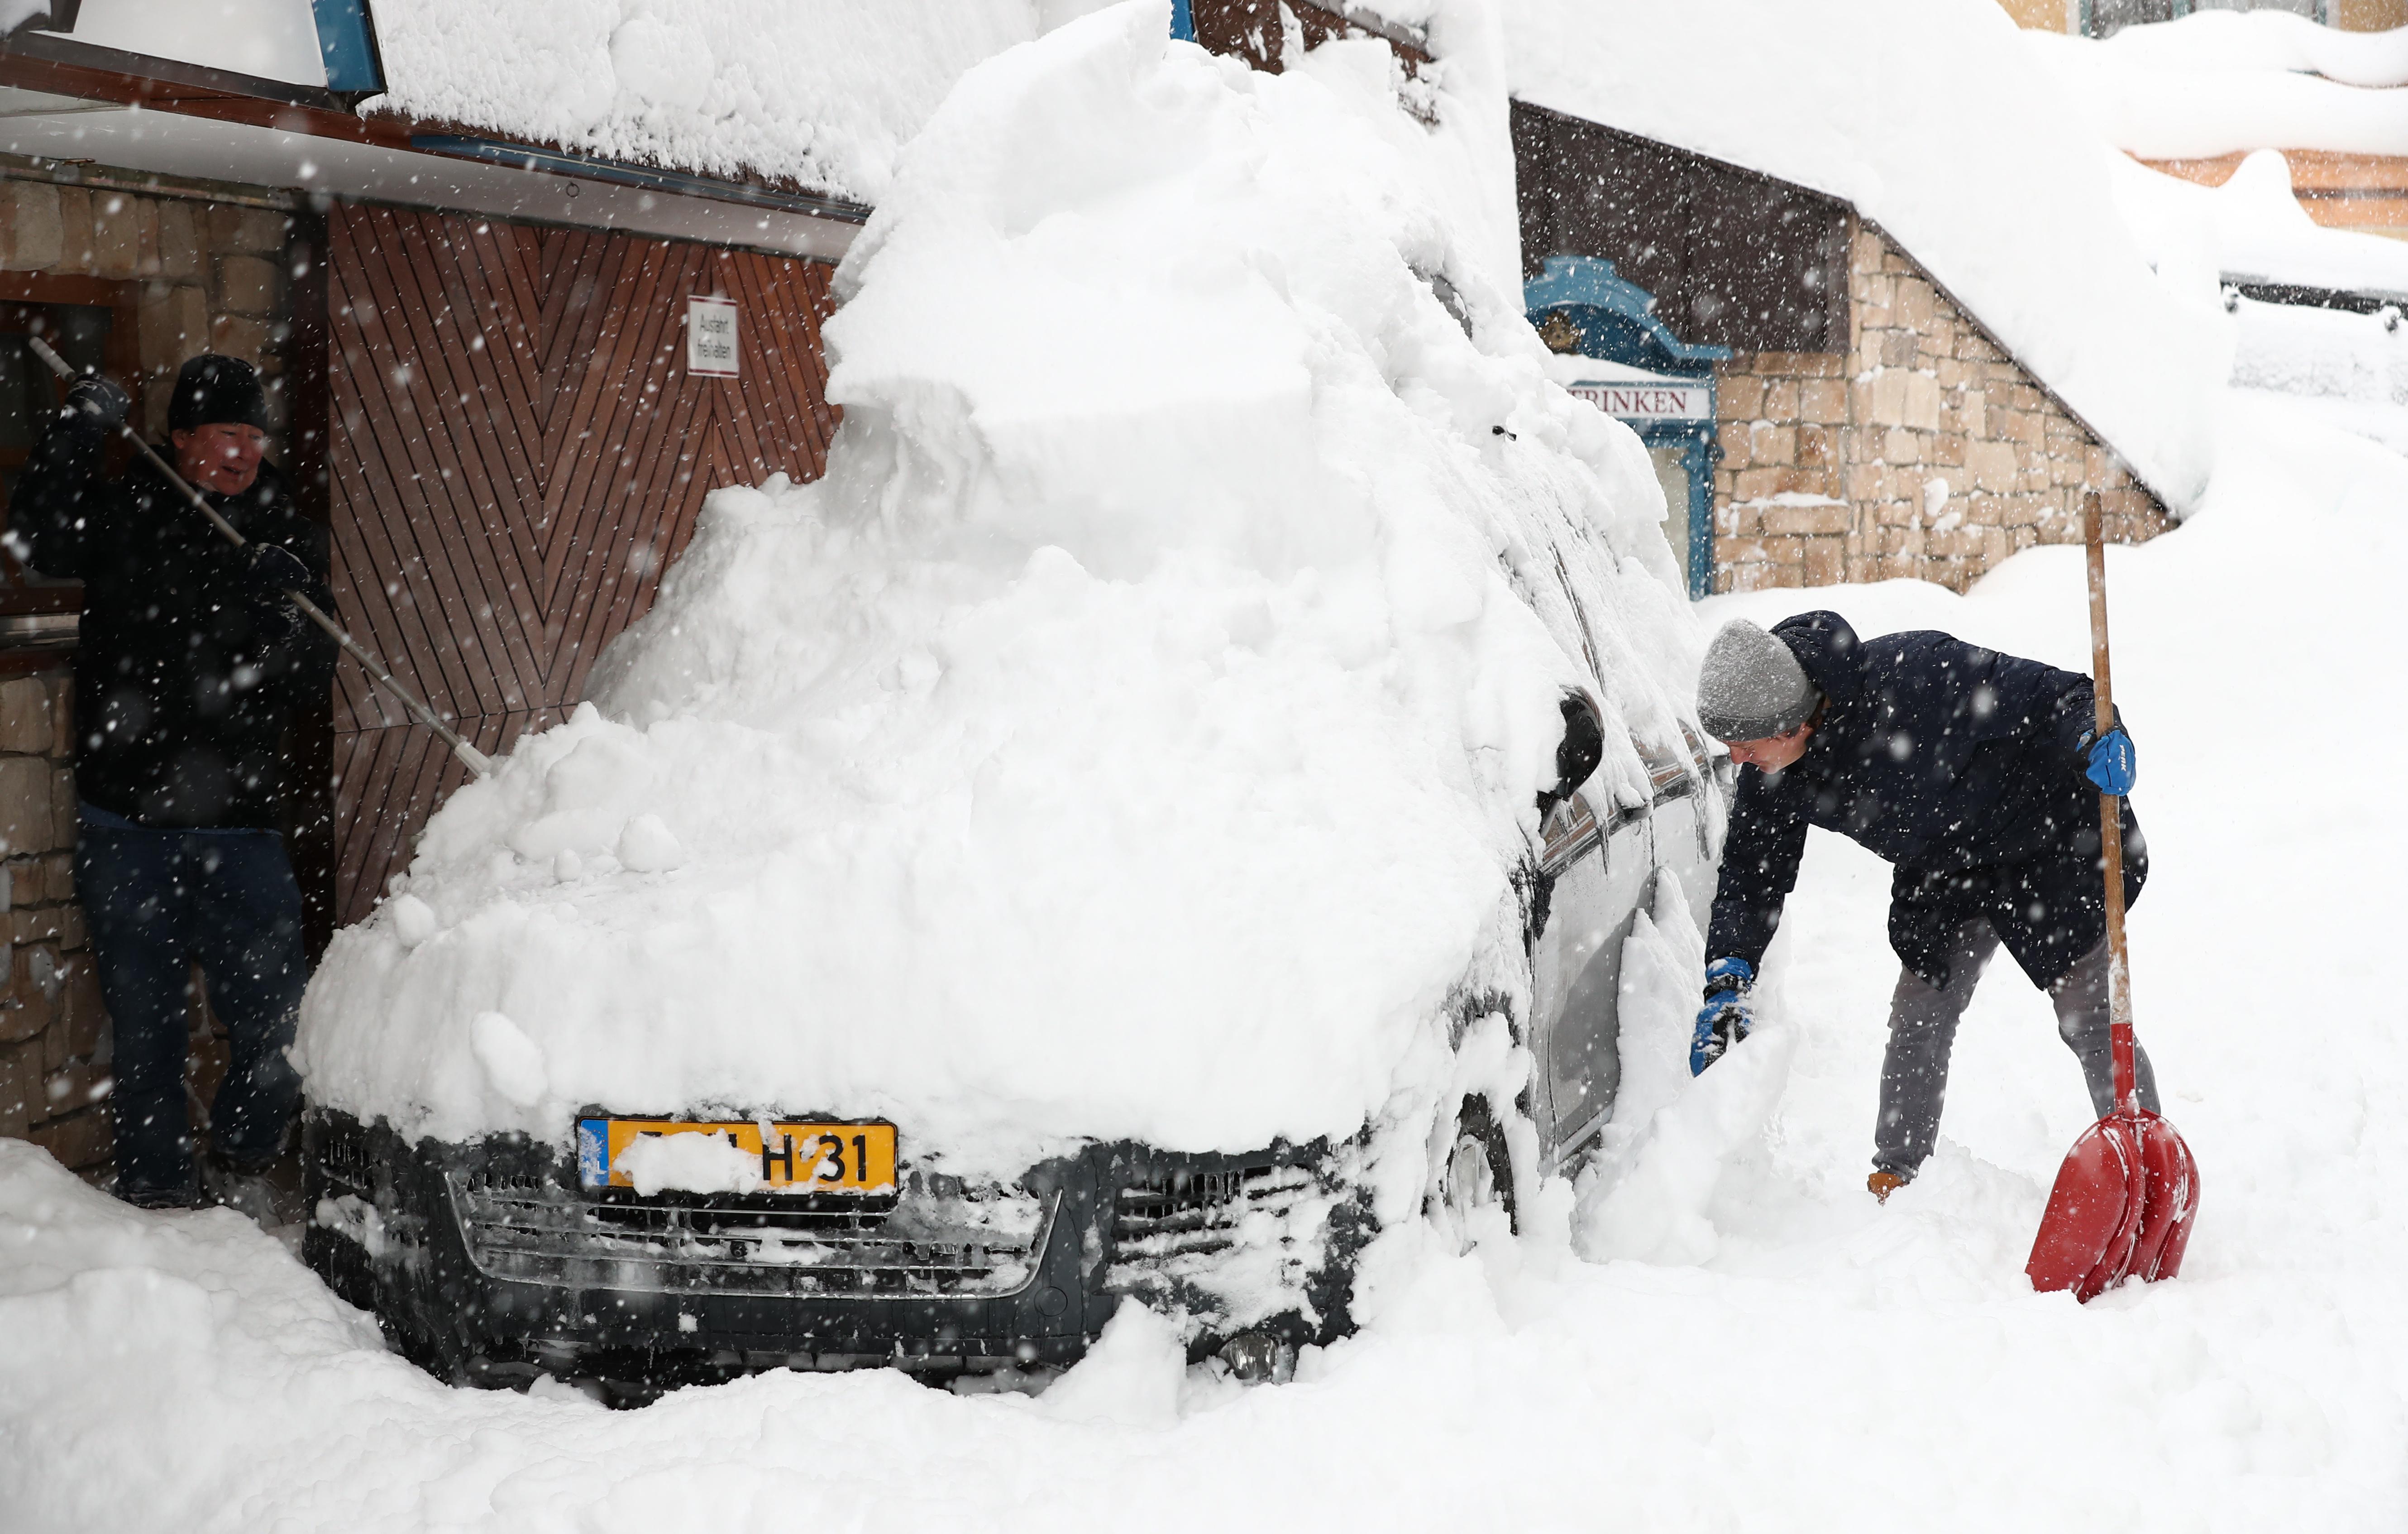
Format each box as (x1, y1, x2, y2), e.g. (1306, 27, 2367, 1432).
(2027, 1115, 2148, 1300)
(2129, 1110, 2200, 1283)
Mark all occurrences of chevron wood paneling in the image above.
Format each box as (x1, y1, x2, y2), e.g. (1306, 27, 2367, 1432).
(328, 204, 839, 924)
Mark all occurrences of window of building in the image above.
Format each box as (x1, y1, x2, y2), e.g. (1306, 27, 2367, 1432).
(0, 274, 140, 650)
(2085, 0, 2328, 36)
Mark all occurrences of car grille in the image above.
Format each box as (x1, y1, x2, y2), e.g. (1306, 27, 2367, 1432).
(1106, 1161, 1331, 1309)
(446, 1172, 1055, 1299)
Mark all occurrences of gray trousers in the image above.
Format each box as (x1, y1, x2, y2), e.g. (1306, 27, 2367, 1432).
(1874, 919, 2161, 1181)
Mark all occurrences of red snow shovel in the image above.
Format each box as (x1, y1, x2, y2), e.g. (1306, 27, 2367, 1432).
(2025, 492, 2200, 1302)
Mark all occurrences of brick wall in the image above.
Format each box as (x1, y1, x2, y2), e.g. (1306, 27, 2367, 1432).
(0, 176, 296, 432)
(1711, 220, 2169, 594)
(0, 662, 112, 1173)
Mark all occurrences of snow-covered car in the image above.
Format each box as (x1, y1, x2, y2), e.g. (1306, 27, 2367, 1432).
(291, 11, 1725, 1399)
(300, 697, 1722, 1397)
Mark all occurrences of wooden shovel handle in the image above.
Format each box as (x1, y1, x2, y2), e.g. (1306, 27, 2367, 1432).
(2083, 490, 2139, 1117)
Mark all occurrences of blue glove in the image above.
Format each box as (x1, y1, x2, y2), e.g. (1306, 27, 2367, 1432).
(2082, 725, 2136, 796)
(1691, 957, 1754, 1076)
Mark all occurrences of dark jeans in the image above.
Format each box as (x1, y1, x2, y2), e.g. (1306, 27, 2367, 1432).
(1874, 919, 2160, 1181)
(75, 812, 308, 1199)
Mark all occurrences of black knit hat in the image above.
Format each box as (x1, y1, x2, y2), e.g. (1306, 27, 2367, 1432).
(167, 355, 268, 432)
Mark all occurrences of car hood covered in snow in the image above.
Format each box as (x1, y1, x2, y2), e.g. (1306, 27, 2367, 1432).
(296, 2, 1701, 1182)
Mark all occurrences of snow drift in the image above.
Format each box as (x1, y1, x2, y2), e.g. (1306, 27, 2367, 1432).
(297, 3, 1698, 1181)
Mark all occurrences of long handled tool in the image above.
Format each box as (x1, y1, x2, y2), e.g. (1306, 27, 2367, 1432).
(2026, 490, 2198, 1300)
(26, 337, 492, 777)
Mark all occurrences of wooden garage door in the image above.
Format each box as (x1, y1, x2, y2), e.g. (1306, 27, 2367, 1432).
(327, 204, 838, 925)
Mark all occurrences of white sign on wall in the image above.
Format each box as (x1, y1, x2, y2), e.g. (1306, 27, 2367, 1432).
(1566, 380, 1711, 422)
(687, 296, 739, 378)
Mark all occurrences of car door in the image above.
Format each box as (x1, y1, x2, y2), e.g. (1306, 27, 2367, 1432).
(1637, 725, 1724, 923)
(1529, 713, 1652, 1162)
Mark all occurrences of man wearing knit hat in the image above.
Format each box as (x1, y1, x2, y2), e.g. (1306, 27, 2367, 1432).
(1690, 610, 2156, 1203)
(9, 354, 335, 1217)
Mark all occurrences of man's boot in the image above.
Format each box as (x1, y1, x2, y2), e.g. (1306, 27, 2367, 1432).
(200, 1149, 296, 1228)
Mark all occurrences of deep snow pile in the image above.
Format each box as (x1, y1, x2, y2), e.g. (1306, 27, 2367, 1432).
(297, 4, 1691, 1181)
(7, 388, 2405, 1531)
(2102, 151, 2408, 453)
(2107, 146, 2408, 299)
(366, 0, 1044, 202)
(2030, 11, 2408, 160)
(1504, 0, 2222, 515)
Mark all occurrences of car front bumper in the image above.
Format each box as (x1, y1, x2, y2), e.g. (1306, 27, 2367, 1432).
(301, 1107, 1367, 1395)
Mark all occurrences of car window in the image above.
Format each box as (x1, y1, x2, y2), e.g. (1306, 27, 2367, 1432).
(1539, 790, 1601, 869)
(1634, 731, 1696, 804)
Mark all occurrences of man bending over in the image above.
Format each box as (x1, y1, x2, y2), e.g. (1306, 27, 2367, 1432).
(1688, 611, 2158, 1202)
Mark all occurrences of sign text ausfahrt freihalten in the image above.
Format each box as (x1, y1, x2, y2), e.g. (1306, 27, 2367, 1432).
(688, 296, 739, 378)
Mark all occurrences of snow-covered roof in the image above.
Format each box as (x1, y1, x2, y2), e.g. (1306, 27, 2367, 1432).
(363, 0, 1044, 203)
(1504, 0, 2222, 513)
(2062, 7, 2408, 85)
(2029, 13, 2408, 161)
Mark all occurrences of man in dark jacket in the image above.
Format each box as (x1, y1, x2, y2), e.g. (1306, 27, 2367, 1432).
(1688, 610, 2158, 1202)
(9, 355, 335, 1212)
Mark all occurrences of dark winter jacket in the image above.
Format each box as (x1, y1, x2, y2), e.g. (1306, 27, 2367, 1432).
(8, 405, 335, 830)
(1706, 611, 2144, 992)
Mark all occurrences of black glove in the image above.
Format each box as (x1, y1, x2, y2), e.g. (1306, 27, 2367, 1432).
(62, 375, 129, 430)
(241, 542, 311, 601)
(240, 543, 311, 642)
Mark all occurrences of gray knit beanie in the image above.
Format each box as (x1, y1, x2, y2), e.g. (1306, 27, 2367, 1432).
(1697, 619, 1820, 742)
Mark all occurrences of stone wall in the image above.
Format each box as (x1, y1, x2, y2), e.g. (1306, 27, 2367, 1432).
(0, 662, 112, 1173)
(0, 173, 296, 433)
(1710, 220, 2170, 594)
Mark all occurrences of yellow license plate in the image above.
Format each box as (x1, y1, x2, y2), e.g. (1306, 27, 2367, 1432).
(577, 1117, 898, 1195)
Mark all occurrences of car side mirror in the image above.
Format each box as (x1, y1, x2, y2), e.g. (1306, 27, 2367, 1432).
(1537, 693, 1604, 818)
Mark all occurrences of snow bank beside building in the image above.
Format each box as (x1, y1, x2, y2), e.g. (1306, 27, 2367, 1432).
(366, 1, 1046, 201)
(1505, 0, 2223, 514)
(2030, 12, 2408, 159)
(298, 3, 1690, 1179)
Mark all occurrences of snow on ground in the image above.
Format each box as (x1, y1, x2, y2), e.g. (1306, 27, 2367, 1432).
(2226, 294, 2408, 454)
(1506, 0, 2222, 514)
(299, 4, 1687, 1184)
(4, 385, 2400, 1531)
(365, 1, 1047, 202)
(2031, 11, 2408, 160)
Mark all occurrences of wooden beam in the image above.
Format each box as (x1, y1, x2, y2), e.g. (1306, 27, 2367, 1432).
(0, 38, 411, 149)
